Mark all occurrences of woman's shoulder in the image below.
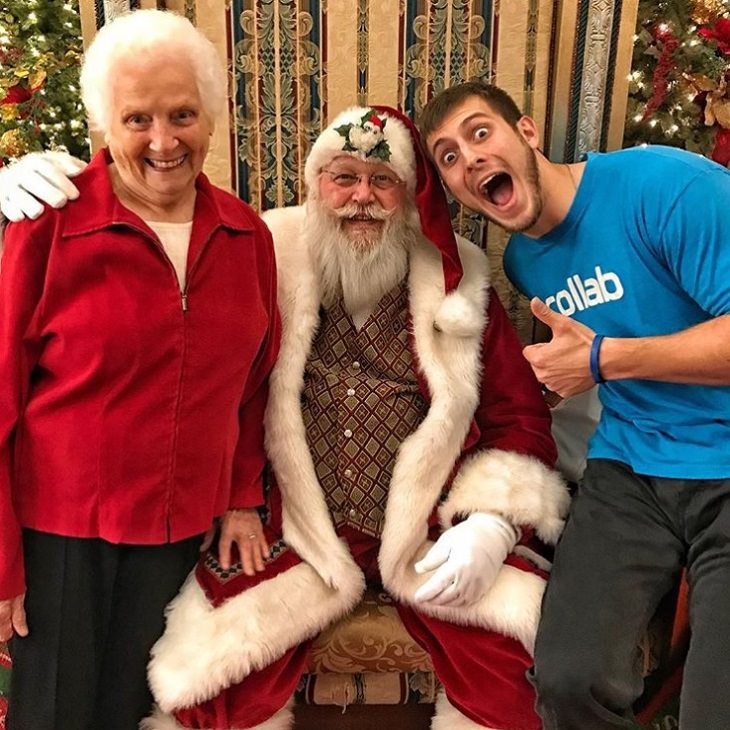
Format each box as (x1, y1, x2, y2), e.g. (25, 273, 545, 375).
(200, 180, 275, 239)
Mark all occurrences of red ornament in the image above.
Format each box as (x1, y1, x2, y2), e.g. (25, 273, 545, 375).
(1, 84, 32, 105)
(642, 30, 680, 122)
(699, 18, 730, 56)
(711, 126, 730, 166)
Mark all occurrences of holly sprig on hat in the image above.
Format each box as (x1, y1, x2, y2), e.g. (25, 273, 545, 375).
(334, 110, 392, 161)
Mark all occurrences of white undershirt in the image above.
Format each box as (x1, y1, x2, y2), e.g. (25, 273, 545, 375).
(350, 304, 375, 331)
(146, 220, 193, 289)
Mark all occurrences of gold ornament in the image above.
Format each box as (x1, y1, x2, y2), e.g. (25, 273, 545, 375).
(29, 70, 47, 90)
(692, 0, 727, 25)
(705, 76, 730, 128)
(686, 72, 719, 92)
(0, 129, 28, 158)
(0, 104, 20, 122)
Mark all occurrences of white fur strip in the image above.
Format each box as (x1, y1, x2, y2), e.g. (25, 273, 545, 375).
(263, 205, 362, 591)
(440, 449, 570, 545)
(147, 563, 364, 712)
(140, 698, 294, 730)
(431, 689, 499, 729)
(378, 237, 485, 587)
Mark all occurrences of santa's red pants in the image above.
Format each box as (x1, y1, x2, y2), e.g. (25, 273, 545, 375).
(175, 526, 542, 730)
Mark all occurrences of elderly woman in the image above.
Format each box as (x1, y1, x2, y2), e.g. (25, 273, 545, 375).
(0, 10, 276, 730)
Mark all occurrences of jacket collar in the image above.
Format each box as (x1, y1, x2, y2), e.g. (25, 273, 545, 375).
(61, 148, 254, 238)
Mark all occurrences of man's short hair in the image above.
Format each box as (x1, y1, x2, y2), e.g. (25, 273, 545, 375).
(418, 81, 523, 144)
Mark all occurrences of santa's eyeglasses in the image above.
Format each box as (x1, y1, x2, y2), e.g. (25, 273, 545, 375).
(320, 169, 404, 190)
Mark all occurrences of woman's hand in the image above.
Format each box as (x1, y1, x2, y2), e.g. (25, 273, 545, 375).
(217, 508, 269, 576)
(0, 593, 28, 642)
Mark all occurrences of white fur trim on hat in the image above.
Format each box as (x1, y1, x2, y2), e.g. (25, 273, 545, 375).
(304, 107, 417, 194)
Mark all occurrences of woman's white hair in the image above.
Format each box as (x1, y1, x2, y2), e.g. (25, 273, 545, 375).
(80, 9, 227, 135)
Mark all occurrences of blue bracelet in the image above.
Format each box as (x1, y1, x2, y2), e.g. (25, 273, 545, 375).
(589, 335, 605, 384)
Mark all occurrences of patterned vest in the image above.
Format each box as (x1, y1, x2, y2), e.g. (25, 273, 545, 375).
(301, 283, 428, 537)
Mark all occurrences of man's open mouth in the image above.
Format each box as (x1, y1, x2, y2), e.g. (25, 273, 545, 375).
(479, 172, 514, 207)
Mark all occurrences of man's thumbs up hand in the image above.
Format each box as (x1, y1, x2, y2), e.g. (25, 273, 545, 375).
(523, 298, 597, 398)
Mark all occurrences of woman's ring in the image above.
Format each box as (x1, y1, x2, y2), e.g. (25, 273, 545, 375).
(247, 533, 257, 539)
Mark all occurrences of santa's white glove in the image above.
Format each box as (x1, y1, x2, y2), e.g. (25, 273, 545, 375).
(0, 151, 86, 222)
(414, 512, 519, 608)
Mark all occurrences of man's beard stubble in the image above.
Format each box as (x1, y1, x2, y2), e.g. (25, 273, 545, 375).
(501, 139, 543, 234)
(306, 198, 420, 318)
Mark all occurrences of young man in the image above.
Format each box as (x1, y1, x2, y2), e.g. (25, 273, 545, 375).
(0, 107, 568, 729)
(420, 81, 730, 730)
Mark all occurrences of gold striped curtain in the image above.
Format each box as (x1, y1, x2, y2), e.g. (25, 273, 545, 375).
(79, 0, 640, 338)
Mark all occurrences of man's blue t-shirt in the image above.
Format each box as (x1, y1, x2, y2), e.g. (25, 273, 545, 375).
(504, 146, 730, 479)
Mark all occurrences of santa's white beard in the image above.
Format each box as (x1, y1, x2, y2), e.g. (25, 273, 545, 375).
(305, 198, 420, 321)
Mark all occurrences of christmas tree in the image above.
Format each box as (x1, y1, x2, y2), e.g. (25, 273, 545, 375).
(624, 0, 730, 166)
(0, 0, 89, 166)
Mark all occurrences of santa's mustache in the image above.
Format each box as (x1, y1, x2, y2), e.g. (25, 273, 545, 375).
(331, 202, 392, 221)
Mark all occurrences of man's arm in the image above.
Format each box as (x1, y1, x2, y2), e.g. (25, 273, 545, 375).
(600, 314, 730, 385)
(217, 217, 281, 574)
(0, 213, 55, 638)
(525, 298, 730, 398)
(0, 151, 85, 221)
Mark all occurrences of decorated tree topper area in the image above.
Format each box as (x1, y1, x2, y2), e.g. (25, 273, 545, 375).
(624, 0, 730, 167)
(0, 1, 89, 166)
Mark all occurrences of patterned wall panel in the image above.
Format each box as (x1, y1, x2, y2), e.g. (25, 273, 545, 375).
(228, 0, 324, 209)
(547, 0, 639, 162)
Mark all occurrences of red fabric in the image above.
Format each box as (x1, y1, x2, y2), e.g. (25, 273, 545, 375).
(461, 289, 556, 466)
(398, 604, 541, 730)
(174, 642, 311, 730)
(409, 288, 557, 508)
(372, 105, 464, 293)
(0, 149, 280, 599)
(196, 525, 300, 608)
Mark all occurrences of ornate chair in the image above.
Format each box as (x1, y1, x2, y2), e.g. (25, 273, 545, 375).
(291, 575, 688, 730)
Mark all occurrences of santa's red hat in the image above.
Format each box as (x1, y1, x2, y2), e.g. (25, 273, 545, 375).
(304, 105, 466, 299)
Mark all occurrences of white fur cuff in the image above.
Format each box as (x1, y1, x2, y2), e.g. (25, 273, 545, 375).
(440, 449, 570, 544)
(147, 563, 364, 713)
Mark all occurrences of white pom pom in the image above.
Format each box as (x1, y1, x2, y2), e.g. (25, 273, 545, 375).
(434, 291, 483, 337)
